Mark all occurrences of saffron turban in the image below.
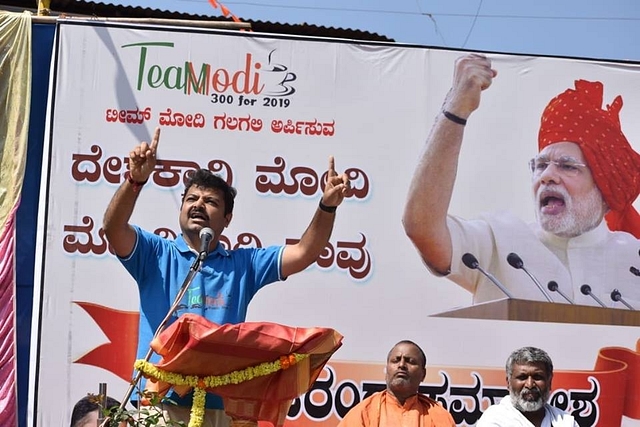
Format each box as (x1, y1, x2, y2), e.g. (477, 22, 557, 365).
(538, 80, 640, 238)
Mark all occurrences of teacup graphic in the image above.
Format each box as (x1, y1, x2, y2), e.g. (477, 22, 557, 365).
(262, 50, 297, 96)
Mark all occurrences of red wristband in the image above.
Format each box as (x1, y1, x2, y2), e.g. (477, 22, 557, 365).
(127, 175, 148, 193)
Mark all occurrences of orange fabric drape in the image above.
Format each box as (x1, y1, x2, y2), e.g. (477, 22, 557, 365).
(147, 314, 343, 426)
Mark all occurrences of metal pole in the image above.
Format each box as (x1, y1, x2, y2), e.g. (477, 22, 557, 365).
(118, 255, 205, 410)
(97, 383, 107, 426)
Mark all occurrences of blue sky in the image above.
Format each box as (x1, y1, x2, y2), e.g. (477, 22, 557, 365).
(115, 0, 640, 61)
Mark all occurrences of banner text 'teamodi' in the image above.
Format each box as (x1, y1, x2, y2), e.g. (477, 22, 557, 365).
(123, 42, 267, 96)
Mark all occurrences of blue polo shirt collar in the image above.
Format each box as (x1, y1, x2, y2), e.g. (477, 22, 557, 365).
(175, 234, 230, 257)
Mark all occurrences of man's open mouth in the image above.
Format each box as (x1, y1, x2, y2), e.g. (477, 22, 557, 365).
(539, 188, 567, 214)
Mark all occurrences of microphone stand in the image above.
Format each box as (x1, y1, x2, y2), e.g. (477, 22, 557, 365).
(478, 266, 515, 299)
(611, 289, 637, 310)
(117, 249, 209, 413)
(580, 284, 607, 308)
(462, 253, 514, 299)
(519, 266, 553, 302)
(547, 281, 574, 304)
(506, 253, 552, 302)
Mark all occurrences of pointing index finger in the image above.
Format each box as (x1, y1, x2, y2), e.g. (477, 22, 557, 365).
(328, 155, 336, 177)
(150, 127, 161, 152)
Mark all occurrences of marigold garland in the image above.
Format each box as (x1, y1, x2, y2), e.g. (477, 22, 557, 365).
(134, 353, 308, 427)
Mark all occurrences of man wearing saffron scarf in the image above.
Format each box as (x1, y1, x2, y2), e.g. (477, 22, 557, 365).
(337, 340, 455, 427)
(477, 347, 578, 427)
(403, 54, 640, 308)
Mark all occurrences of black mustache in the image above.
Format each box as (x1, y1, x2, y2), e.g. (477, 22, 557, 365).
(189, 207, 208, 217)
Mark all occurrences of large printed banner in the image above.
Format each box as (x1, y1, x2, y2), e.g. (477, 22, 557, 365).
(30, 20, 640, 426)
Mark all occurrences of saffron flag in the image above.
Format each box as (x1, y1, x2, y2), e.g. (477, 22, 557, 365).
(147, 314, 343, 426)
(0, 11, 32, 427)
(206, 0, 243, 25)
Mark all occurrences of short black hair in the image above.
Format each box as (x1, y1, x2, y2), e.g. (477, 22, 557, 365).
(506, 346, 554, 380)
(182, 169, 237, 215)
(388, 340, 427, 369)
(70, 394, 121, 427)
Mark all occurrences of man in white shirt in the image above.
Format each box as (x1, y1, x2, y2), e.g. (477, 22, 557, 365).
(477, 347, 578, 427)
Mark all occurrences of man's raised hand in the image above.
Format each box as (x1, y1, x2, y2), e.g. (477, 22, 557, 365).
(129, 127, 160, 182)
(321, 156, 350, 208)
(445, 54, 498, 118)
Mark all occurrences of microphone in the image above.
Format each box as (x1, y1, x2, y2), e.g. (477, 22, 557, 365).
(506, 253, 553, 302)
(462, 253, 514, 299)
(610, 289, 636, 310)
(546, 281, 574, 304)
(630, 266, 640, 277)
(199, 227, 214, 256)
(580, 284, 607, 308)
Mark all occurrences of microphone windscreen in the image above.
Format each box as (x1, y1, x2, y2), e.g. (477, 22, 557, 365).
(547, 281, 558, 291)
(506, 252, 524, 269)
(580, 284, 591, 295)
(610, 289, 622, 301)
(198, 227, 214, 254)
(199, 227, 214, 240)
(462, 253, 479, 269)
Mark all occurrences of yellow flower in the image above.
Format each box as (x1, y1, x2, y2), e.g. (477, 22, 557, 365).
(134, 353, 309, 427)
(189, 388, 207, 427)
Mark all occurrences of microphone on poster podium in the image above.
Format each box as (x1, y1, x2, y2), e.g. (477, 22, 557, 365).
(580, 284, 607, 308)
(462, 253, 514, 299)
(610, 289, 637, 310)
(506, 252, 553, 302)
(546, 281, 574, 304)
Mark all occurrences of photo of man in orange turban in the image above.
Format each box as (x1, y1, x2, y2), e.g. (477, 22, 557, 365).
(538, 79, 640, 238)
(403, 54, 640, 311)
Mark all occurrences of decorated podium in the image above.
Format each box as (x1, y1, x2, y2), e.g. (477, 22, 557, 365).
(432, 298, 640, 326)
(132, 314, 343, 427)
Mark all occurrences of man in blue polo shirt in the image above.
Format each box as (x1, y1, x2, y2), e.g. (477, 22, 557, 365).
(103, 127, 350, 426)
